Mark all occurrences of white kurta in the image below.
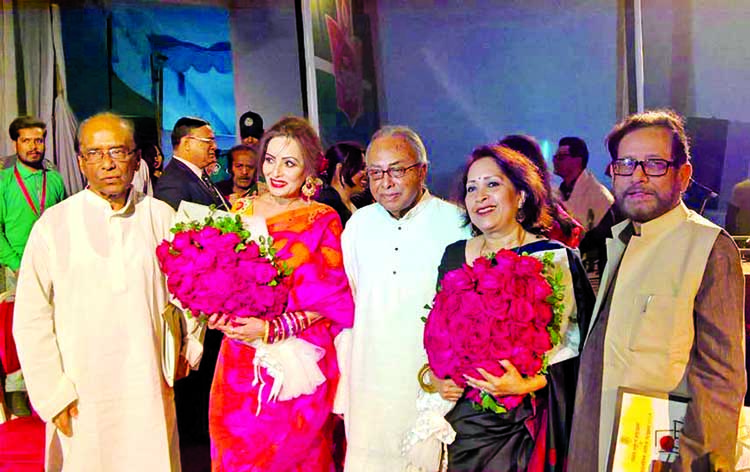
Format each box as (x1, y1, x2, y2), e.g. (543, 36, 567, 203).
(13, 189, 193, 472)
(341, 192, 471, 471)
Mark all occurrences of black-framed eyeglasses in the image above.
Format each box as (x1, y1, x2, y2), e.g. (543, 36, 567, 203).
(81, 147, 135, 164)
(611, 158, 675, 177)
(553, 152, 576, 160)
(366, 163, 423, 181)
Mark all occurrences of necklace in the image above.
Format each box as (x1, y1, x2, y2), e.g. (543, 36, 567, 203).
(480, 227, 527, 258)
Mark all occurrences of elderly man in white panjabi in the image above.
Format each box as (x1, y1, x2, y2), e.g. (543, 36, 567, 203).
(13, 113, 203, 471)
(341, 126, 471, 471)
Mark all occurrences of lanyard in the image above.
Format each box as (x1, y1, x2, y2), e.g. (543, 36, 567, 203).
(13, 166, 47, 217)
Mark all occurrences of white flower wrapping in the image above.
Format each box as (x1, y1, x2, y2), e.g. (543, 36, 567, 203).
(402, 389, 456, 472)
(247, 336, 326, 415)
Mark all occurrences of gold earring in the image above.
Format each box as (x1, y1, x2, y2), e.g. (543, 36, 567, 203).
(301, 175, 323, 201)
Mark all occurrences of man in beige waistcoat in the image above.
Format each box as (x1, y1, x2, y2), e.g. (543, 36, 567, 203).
(568, 109, 746, 471)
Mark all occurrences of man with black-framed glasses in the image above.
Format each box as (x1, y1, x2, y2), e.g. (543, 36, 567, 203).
(569, 109, 745, 471)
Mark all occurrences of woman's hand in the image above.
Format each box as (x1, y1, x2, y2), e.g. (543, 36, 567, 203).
(207, 314, 266, 343)
(464, 360, 547, 397)
(429, 368, 463, 401)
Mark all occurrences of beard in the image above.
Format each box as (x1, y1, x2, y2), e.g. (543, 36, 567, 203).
(18, 152, 45, 169)
(616, 182, 682, 223)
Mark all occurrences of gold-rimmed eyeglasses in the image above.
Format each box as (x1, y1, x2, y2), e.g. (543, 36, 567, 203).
(187, 135, 216, 145)
(81, 147, 135, 164)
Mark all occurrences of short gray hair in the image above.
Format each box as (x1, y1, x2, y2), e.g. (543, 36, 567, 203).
(366, 125, 428, 164)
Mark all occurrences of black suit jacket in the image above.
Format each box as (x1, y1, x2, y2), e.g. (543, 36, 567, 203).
(154, 157, 226, 210)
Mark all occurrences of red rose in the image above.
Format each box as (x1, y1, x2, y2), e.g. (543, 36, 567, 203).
(532, 303, 553, 328)
(471, 256, 494, 280)
(515, 255, 543, 276)
(423, 249, 562, 415)
(499, 394, 525, 410)
(476, 268, 505, 295)
(441, 265, 476, 292)
(238, 242, 261, 260)
(528, 276, 553, 301)
(508, 299, 535, 323)
(172, 231, 194, 252)
(194, 226, 222, 247)
(493, 249, 518, 273)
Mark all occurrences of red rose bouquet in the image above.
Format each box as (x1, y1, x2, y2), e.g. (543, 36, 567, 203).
(423, 249, 565, 413)
(156, 213, 290, 323)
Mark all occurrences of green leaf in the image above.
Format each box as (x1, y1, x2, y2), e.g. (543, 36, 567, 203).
(478, 391, 508, 414)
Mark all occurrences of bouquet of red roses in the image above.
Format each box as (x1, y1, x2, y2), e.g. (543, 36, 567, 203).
(423, 249, 564, 413)
(156, 213, 290, 323)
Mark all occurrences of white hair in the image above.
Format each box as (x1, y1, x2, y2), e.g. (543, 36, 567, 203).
(366, 125, 428, 164)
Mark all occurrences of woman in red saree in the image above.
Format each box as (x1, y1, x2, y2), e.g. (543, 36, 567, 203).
(208, 117, 354, 471)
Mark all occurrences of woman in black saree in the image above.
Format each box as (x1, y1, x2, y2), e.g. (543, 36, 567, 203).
(426, 144, 594, 471)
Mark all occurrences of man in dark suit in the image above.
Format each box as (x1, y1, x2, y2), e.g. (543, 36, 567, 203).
(154, 116, 229, 211)
(154, 117, 227, 471)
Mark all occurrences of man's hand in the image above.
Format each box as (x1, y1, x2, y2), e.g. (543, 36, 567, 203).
(53, 401, 78, 437)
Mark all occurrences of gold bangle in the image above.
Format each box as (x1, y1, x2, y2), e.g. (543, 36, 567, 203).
(418, 363, 438, 394)
(263, 320, 269, 343)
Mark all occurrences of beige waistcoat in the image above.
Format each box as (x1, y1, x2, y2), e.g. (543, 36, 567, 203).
(590, 202, 721, 469)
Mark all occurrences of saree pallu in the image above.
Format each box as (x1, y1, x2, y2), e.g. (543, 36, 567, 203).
(209, 202, 354, 472)
(446, 357, 578, 472)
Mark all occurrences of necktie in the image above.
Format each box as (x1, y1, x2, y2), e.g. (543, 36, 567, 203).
(201, 171, 229, 210)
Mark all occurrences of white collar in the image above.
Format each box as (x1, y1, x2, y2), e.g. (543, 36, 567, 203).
(173, 155, 204, 179)
(83, 187, 137, 216)
(376, 188, 433, 222)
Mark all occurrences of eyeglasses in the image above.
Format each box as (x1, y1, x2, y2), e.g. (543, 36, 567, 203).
(366, 163, 423, 181)
(611, 158, 675, 177)
(187, 135, 216, 145)
(81, 147, 135, 163)
(553, 152, 576, 160)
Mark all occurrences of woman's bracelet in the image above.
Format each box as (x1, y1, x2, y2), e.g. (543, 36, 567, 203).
(265, 311, 314, 344)
(418, 363, 438, 394)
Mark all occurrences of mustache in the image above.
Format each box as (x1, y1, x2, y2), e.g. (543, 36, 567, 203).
(623, 184, 656, 196)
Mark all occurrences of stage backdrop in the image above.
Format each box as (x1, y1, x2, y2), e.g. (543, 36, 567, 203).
(302, 0, 380, 149)
(110, 4, 237, 163)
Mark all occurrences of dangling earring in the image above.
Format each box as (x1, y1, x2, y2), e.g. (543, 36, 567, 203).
(301, 175, 323, 202)
(516, 197, 525, 222)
